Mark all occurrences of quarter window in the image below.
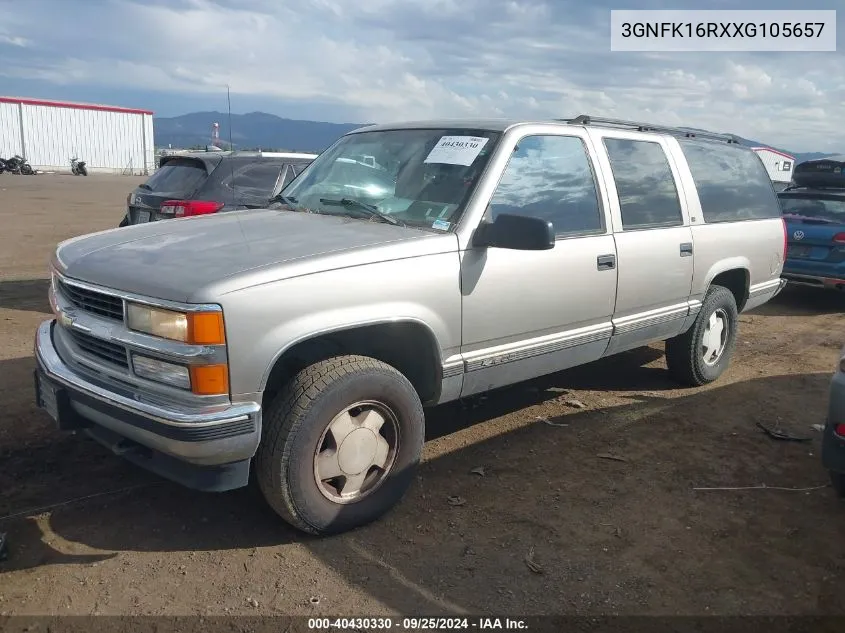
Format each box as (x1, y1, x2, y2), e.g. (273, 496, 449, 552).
(678, 138, 782, 222)
(603, 138, 683, 229)
(488, 135, 604, 236)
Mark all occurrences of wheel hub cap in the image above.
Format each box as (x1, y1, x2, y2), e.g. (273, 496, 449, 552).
(702, 308, 728, 366)
(337, 428, 379, 475)
(313, 401, 399, 504)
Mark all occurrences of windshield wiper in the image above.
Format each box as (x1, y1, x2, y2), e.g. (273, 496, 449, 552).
(319, 197, 404, 226)
(783, 213, 839, 224)
(137, 183, 152, 191)
(268, 193, 299, 208)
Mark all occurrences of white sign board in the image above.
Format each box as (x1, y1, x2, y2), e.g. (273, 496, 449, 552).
(424, 136, 489, 167)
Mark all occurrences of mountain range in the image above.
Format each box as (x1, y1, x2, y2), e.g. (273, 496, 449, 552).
(153, 110, 838, 163)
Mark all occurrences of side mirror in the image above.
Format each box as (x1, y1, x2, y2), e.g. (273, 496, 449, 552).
(473, 213, 555, 250)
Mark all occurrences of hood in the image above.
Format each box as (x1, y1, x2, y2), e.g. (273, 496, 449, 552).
(54, 209, 447, 302)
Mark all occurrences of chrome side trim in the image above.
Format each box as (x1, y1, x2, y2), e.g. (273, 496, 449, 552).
(36, 320, 259, 428)
(454, 303, 696, 375)
(54, 269, 222, 314)
(749, 278, 786, 297)
(441, 357, 465, 378)
(463, 322, 612, 372)
(611, 303, 690, 335)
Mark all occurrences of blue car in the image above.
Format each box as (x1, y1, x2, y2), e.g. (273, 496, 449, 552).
(779, 157, 845, 291)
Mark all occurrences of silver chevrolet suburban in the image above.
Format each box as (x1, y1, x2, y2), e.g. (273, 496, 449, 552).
(34, 116, 788, 535)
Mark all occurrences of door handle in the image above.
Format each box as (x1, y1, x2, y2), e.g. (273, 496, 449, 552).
(597, 254, 616, 270)
(680, 242, 693, 257)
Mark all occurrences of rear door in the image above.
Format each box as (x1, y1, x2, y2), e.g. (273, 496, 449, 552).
(588, 131, 695, 355)
(780, 193, 845, 279)
(128, 157, 212, 224)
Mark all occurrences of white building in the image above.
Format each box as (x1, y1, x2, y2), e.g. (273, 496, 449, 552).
(0, 96, 154, 175)
(752, 146, 795, 191)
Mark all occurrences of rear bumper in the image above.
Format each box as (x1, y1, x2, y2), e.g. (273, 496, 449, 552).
(782, 273, 845, 290)
(34, 319, 260, 491)
(822, 371, 845, 475)
(782, 257, 845, 290)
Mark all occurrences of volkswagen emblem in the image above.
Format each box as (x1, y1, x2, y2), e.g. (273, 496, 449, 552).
(793, 230, 805, 241)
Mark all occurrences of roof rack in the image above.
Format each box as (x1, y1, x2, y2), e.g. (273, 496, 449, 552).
(558, 115, 741, 144)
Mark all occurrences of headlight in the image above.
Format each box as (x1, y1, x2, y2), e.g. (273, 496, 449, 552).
(126, 303, 225, 345)
(132, 354, 191, 390)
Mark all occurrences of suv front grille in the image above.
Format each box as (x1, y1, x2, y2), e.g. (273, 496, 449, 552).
(65, 328, 129, 369)
(57, 279, 124, 321)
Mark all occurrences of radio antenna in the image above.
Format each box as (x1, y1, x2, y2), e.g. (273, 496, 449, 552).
(226, 84, 234, 151)
(226, 84, 238, 213)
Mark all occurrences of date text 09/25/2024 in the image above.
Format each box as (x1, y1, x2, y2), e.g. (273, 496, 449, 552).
(307, 617, 529, 630)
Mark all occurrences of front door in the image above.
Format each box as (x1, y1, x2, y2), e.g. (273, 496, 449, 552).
(459, 131, 618, 397)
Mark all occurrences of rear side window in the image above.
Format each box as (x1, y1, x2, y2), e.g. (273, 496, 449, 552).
(603, 138, 683, 229)
(143, 158, 207, 194)
(678, 139, 781, 223)
(218, 161, 285, 200)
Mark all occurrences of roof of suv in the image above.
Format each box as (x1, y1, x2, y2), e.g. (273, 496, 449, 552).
(349, 115, 742, 145)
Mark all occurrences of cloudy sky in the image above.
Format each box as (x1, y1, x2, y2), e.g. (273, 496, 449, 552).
(0, 0, 842, 152)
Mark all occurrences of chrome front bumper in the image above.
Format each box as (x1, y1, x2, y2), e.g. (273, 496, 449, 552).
(34, 319, 261, 491)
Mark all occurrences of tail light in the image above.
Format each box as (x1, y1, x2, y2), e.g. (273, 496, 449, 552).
(782, 217, 788, 260)
(833, 233, 845, 244)
(160, 200, 224, 217)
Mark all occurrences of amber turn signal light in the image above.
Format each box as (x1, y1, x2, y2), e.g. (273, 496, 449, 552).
(187, 312, 226, 345)
(190, 364, 229, 396)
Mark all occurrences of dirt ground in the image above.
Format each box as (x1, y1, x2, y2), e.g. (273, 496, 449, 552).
(1, 173, 845, 617)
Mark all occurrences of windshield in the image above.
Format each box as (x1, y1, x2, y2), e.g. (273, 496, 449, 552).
(278, 128, 501, 229)
(778, 194, 845, 224)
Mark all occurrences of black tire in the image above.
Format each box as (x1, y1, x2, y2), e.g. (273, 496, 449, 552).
(830, 471, 845, 498)
(80, 166, 87, 176)
(666, 285, 738, 387)
(118, 215, 129, 228)
(256, 355, 425, 535)
(21, 164, 33, 175)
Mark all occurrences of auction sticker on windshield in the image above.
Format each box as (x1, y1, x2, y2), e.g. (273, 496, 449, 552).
(425, 136, 489, 166)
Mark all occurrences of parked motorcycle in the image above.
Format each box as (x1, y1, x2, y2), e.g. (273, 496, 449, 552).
(5, 155, 33, 175)
(70, 157, 88, 176)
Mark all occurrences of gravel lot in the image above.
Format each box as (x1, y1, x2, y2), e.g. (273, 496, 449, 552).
(1, 173, 845, 617)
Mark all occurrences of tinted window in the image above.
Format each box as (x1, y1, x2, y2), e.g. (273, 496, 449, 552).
(603, 139, 683, 229)
(488, 135, 603, 236)
(778, 194, 845, 224)
(678, 139, 781, 223)
(143, 158, 207, 194)
(218, 161, 284, 200)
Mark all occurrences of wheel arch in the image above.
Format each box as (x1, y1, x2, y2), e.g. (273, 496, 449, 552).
(700, 258, 751, 312)
(260, 318, 444, 408)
